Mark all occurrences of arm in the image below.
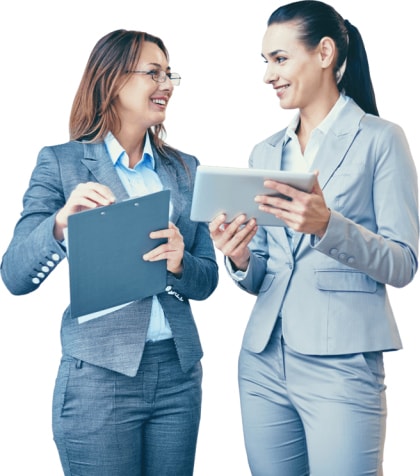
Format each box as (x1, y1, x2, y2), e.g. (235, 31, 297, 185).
(165, 220, 218, 301)
(1, 146, 116, 295)
(313, 122, 418, 288)
(1, 147, 68, 295)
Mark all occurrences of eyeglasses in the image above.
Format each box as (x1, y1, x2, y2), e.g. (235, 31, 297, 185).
(127, 69, 181, 86)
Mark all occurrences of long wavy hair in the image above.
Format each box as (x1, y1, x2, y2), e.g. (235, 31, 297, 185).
(69, 29, 181, 158)
(268, 0, 379, 116)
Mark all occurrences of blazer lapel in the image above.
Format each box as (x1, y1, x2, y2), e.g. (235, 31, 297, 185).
(294, 100, 365, 256)
(154, 150, 184, 224)
(309, 99, 365, 189)
(81, 142, 129, 202)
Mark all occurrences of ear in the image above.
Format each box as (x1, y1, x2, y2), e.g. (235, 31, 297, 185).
(318, 36, 336, 69)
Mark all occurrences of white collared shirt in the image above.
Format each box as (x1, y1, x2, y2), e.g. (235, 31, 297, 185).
(282, 94, 349, 172)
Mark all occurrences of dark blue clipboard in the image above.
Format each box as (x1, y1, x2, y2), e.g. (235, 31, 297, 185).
(67, 190, 170, 318)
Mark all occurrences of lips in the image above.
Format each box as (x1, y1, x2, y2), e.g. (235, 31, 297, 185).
(276, 84, 290, 96)
(151, 97, 168, 106)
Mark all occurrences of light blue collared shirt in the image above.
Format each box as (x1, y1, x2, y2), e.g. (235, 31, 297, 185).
(103, 131, 173, 342)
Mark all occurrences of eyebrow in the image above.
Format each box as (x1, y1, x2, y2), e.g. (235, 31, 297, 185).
(262, 49, 287, 60)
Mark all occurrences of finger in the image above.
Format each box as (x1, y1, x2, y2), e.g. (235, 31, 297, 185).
(223, 214, 249, 236)
(310, 173, 323, 196)
(143, 243, 182, 262)
(71, 183, 116, 208)
(262, 180, 296, 199)
(84, 182, 116, 203)
(208, 214, 227, 234)
(220, 219, 257, 255)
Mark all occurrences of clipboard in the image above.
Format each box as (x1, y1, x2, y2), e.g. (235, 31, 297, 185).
(67, 190, 170, 318)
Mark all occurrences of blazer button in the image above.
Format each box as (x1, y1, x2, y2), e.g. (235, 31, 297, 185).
(32, 277, 41, 284)
(41, 265, 50, 273)
(329, 248, 338, 256)
(347, 257, 355, 264)
(338, 253, 347, 260)
(46, 260, 55, 267)
(37, 272, 46, 278)
(52, 253, 60, 261)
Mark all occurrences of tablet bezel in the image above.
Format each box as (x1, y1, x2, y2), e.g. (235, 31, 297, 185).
(190, 165, 316, 226)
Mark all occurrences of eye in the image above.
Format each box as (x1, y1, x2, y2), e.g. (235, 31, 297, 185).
(275, 55, 287, 64)
(146, 69, 160, 76)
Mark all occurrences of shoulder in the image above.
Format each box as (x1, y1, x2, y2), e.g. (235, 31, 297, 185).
(253, 129, 287, 151)
(359, 113, 406, 139)
(338, 98, 405, 136)
(37, 140, 107, 165)
(175, 148, 200, 167)
(40, 140, 83, 155)
(163, 146, 200, 174)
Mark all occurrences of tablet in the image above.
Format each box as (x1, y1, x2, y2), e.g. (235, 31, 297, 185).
(190, 165, 316, 227)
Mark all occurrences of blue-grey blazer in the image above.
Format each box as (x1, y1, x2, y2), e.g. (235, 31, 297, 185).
(1, 140, 218, 376)
(234, 99, 419, 356)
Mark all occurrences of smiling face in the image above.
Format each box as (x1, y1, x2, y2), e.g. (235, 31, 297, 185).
(114, 40, 174, 132)
(262, 22, 336, 113)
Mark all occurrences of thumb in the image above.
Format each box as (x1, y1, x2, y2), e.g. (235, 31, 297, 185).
(311, 170, 323, 196)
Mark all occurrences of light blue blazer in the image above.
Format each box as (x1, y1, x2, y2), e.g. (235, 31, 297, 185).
(1, 139, 218, 376)
(235, 99, 418, 356)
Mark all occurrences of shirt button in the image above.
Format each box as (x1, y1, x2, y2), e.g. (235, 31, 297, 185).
(47, 260, 55, 267)
(347, 257, 355, 264)
(32, 277, 41, 285)
(37, 272, 46, 278)
(329, 248, 338, 256)
(41, 266, 50, 273)
(52, 253, 60, 261)
(338, 253, 347, 260)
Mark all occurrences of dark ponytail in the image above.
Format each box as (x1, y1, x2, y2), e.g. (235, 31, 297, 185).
(341, 20, 378, 116)
(268, 1, 379, 116)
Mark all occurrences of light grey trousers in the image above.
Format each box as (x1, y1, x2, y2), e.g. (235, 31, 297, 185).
(238, 320, 386, 476)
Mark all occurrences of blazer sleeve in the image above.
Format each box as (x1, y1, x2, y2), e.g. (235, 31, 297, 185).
(1, 146, 67, 295)
(312, 120, 419, 288)
(166, 220, 219, 301)
(162, 152, 218, 302)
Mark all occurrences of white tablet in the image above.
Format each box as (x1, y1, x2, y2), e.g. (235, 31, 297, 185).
(190, 165, 316, 227)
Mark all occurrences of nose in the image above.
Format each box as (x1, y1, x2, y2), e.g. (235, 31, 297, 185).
(263, 63, 279, 84)
(159, 75, 174, 91)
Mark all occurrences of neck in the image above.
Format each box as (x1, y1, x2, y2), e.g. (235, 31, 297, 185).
(114, 126, 148, 169)
(297, 90, 340, 152)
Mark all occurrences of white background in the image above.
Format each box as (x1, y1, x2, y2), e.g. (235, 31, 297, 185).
(0, 1, 418, 474)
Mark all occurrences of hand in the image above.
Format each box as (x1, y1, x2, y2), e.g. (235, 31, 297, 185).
(54, 182, 116, 240)
(143, 222, 185, 276)
(209, 214, 258, 271)
(255, 171, 330, 237)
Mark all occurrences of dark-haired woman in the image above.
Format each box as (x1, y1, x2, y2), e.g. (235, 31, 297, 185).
(209, 1, 418, 474)
(1, 30, 218, 475)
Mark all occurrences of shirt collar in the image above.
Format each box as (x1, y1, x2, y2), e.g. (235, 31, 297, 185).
(284, 94, 349, 145)
(104, 131, 155, 169)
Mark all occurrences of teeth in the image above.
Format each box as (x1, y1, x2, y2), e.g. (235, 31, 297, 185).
(152, 99, 166, 105)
